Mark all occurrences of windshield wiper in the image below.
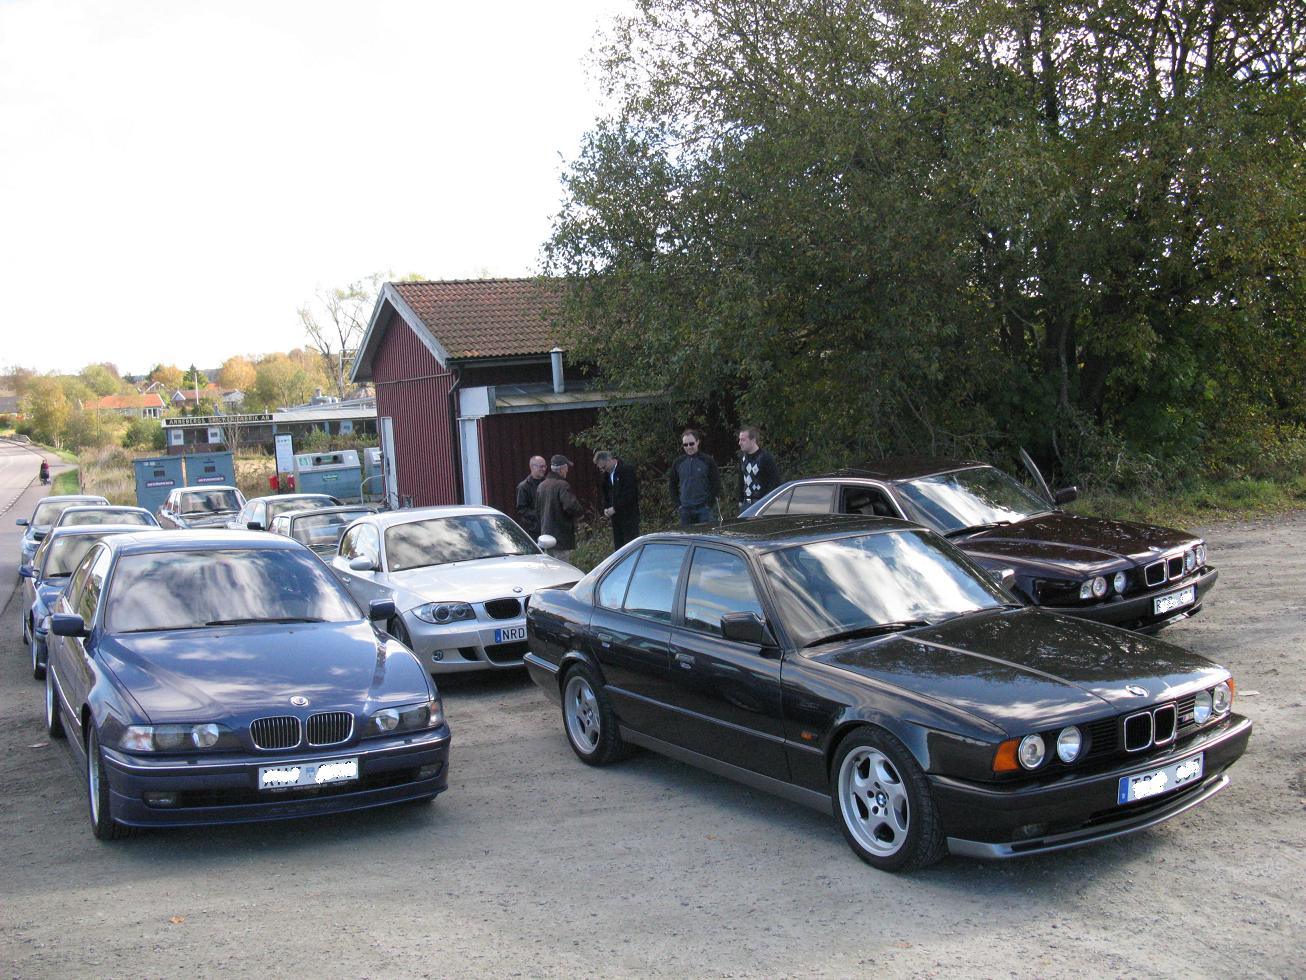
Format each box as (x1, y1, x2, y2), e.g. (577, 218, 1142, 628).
(805, 620, 932, 648)
(944, 521, 1012, 538)
(204, 617, 326, 626)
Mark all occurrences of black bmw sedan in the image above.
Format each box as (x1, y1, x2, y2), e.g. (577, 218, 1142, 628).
(524, 515, 1249, 871)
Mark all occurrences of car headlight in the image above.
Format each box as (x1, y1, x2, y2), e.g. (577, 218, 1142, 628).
(413, 601, 474, 624)
(368, 698, 444, 735)
(1056, 726, 1082, 763)
(1195, 544, 1207, 567)
(1212, 681, 1233, 715)
(1193, 689, 1213, 725)
(1112, 571, 1127, 594)
(1079, 576, 1107, 600)
(1018, 734, 1046, 769)
(120, 723, 238, 752)
(1185, 550, 1196, 573)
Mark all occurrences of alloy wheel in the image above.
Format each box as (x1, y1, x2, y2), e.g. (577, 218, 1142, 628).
(838, 746, 910, 858)
(563, 674, 601, 754)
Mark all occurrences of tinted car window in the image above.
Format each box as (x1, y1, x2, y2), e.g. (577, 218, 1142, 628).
(267, 496, 337, 522)
(760, 489, 792, 515)
(77, 546, 112, 623)
(107, 548, 360, 633)
(385, 515, 537, 572)
(179, 489, 243, 515)
(64, 549, 97, 613)
(41, 534, 116, 577)
(32, 499, 100, 527)
(838, 485, 897, 518)
(597, 550, 639, 609)
(290, 510, 372, 552)
(786, 483, 835, 515)
(683, 548, 764, 636)
(59, 509, 155, 527)
(622, 544, 687, 623)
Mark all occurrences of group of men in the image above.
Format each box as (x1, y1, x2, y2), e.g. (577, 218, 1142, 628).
(515, 426, 782, 561)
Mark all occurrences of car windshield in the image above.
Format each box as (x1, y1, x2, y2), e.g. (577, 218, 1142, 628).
(59, 509, 155, 527)
(894, 466, 1050, 534)
(290, 510, 372, 552)
(107, 548, 360, 632)
(31, 499, 102, 527)
(761, 530, 1007, 648)
(267, 497, 337, 522)
(41, 534, 119, 578)
(179, 490, 242, 515)
(385, 515, 538, 572)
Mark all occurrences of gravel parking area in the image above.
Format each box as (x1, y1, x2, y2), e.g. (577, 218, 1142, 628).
(2, 507, 1303, 977)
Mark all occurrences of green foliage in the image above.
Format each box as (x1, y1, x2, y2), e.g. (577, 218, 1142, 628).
(122, 417, 165, 450)
(294, 430, 379, 454)
(51, 469, 80, 495)
(547, 0, 1306, 488)
(62, 409, 124, 451)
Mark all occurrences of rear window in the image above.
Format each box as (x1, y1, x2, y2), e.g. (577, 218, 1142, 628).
(60, 509, 155, 527)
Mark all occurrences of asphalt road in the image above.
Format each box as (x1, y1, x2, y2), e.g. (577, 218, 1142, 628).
(1, 465, 1302, 976)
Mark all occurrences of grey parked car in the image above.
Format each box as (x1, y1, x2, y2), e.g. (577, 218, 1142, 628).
(156, 486, 247, 529)
(16, 495, 109, 569)
(54, 505, 159, 529)
(227, 493, 342, 531)
(269, 504, 378, 557)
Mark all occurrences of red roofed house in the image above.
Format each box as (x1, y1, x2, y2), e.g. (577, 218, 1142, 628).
(86, 392, 166, 419)
(351, 278, 620, 516)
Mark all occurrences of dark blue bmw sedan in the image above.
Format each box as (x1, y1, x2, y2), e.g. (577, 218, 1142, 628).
(43, 531, 450, 840)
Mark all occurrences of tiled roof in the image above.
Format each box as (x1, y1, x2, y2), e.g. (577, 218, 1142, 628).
(87, 393, 166, 411)
(391, 278, 563, 359)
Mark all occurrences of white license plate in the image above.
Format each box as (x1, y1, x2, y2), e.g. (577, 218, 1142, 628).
(1118, 753, 1204, 804)
(495, 625, 527, 643)
(1154, 585, 1196, 616)
(259, 758, 358, 790)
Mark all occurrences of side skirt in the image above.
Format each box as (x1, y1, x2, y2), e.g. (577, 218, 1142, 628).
(619, 726, 833, 816)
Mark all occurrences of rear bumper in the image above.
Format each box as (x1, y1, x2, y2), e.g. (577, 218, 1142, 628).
(934, 714, 1250, 859)
(100, 728, 450, 828)
(1050, 567, 1217, 632)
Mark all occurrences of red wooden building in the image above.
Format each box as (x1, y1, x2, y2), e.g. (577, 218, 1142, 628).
(351, 278, 618, 518)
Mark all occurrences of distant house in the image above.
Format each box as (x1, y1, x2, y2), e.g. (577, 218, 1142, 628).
(170, 384, 227, 408)
(85, 393, 166, 419)
(351, 277, 639, 514)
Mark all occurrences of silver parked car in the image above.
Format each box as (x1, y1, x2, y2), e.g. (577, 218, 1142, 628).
(16, 495, 109, 569)
(156, 485, 247, 529)
(331, 506, 581, 674)
(227, 493, 342, 531)
(269, 504, 378, 558)
(53, 505, 160, 529)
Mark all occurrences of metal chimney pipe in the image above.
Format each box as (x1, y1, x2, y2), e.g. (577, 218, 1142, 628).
(550, 347, 564, 394)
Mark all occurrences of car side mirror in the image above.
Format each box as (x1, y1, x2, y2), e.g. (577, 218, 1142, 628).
(19, 564, 34, 578)
(994, 568, 1018, 591)
(537, 534, 557, 551)
(349, 555, 378, 572)
(368, 598, 396, 622)
(16, 518, 28, 527)
(50, 613, 88, 638)
(246, 521, 263, 530)
(721, 611, 776, 646)
(1053, 486, 1078, 505)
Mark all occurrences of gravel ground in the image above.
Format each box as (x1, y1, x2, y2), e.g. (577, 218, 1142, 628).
(2, 503, 1303, 978)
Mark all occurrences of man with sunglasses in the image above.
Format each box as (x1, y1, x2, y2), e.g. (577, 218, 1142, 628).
(668, 428, 720, 526)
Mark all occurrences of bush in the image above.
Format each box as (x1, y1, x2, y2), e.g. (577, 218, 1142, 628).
(122, 417, 164, 450)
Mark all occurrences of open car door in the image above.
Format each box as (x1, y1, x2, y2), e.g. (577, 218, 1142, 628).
(1019, 448, 1055, 506)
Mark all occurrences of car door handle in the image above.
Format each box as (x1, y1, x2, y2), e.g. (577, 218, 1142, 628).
(594, 631, 614, 648)
(674, 652, 695, 668)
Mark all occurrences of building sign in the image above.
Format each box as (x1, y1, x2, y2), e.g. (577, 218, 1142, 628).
(274, 433, 295, 473)
(163, 413, 272, 427)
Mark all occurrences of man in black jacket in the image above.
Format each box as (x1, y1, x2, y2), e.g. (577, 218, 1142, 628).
(515, 455, 547, 536)
(736, 426, 781, 512)
(535, 455, 583, 562)
(668, 429, 720, 526)
(594, 450, 640, 549)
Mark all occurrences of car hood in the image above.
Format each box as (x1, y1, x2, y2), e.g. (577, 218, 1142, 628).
(959, 512, 1199, 574)
(815, 608, 1225, 734)
(98, 621, 431, 723)
(178, 511, 240, 529)
(385, 554, 581, 608)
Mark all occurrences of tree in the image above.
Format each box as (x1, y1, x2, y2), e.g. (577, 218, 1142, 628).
(546, 0, 1306, 485)
(218, 356, 256, 392)
(122, 417, 164, 450)
(63, 408, 123, 451)
(80, 363, 123, 397)
(148, 364, 184, 390)
(253, 355, 316, 410)
(23, 376, 70, 447)
(298, 274, 386, 399)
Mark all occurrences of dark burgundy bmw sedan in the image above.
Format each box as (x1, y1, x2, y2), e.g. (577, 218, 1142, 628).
(738, 456, 1216, 632)
(524, 515, 1249, 871)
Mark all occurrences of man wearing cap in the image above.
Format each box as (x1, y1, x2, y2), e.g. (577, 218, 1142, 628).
(536, 454, 584, 562)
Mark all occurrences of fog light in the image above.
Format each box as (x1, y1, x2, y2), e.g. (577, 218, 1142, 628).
(144, 792, 178, 807)
(1056, 726, 1082, 763)
(1193, 689, 1213, 724)
(1185, 550, 1196, 573)
(1018, 734, 1046, 769)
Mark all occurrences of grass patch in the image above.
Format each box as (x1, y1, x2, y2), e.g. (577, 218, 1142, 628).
(1072, 476, 1306, 528)
(52, 469, 81, 495)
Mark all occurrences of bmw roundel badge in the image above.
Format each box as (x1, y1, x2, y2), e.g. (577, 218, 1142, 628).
(290, 695, 309, 707)
(1126, 685, 1148, 697)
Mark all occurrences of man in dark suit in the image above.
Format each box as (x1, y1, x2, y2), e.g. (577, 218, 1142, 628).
(594, 450, 641, 549)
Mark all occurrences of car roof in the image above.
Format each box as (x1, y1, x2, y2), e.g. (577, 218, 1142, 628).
(100, 530, 302, 556)
(815, 458, 988, 482)
(247, 493, 338, 504)
(279, 504, 377, 520)
(641, 513, 917, 551)
(43, 523, 164, 540)
(59, 504, 151, 513)
(354, 505, 505, 530)
(35, 494, 108, 505)
(174, 485, 240, 493)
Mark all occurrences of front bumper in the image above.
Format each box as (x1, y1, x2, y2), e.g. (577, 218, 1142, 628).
(100, 727, 450, 828)
(1047, 567, 1218, 632)
(935, 713, 1250, 859)
(402, 611, 530, 674)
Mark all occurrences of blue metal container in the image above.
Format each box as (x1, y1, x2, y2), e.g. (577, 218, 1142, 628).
(293, 450, 362, 502)
(184, 452, 236, 489)
(133, 456, 186, 512)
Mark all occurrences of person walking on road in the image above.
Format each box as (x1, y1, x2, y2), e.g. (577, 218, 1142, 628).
(594, 450, 640, 549)
(736, 426, 781, 512)
(39, 460, 50, 485)
(515, 455, 548, 537)
(669, 429, 720, 526)
(536, 455, 584, 562)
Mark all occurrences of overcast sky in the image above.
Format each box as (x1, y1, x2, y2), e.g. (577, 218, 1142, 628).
(0, 0, 624, 377)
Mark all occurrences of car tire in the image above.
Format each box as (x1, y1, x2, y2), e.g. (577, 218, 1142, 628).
(31, 630, 45, 681)
(22, 612, 31, 644)
(45, 666, 65, 740)
(831, 727, 946, 872)
(86, 726, 131, 840)
(561, 663, 628, 766)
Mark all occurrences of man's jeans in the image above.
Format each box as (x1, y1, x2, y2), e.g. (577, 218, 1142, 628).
(678, 504, 714, 526)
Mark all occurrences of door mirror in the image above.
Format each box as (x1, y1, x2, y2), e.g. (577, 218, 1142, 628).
(721, 611, 776, 646)
(368, 598, 397, 622)
(1053, 486, 1078, 505)
(537, 534, 557, 551)
(349, 555, 378, 572)
(50, 613, 88, 638)
(246, 521, 263, 530)
(16, 518, 28, 527)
